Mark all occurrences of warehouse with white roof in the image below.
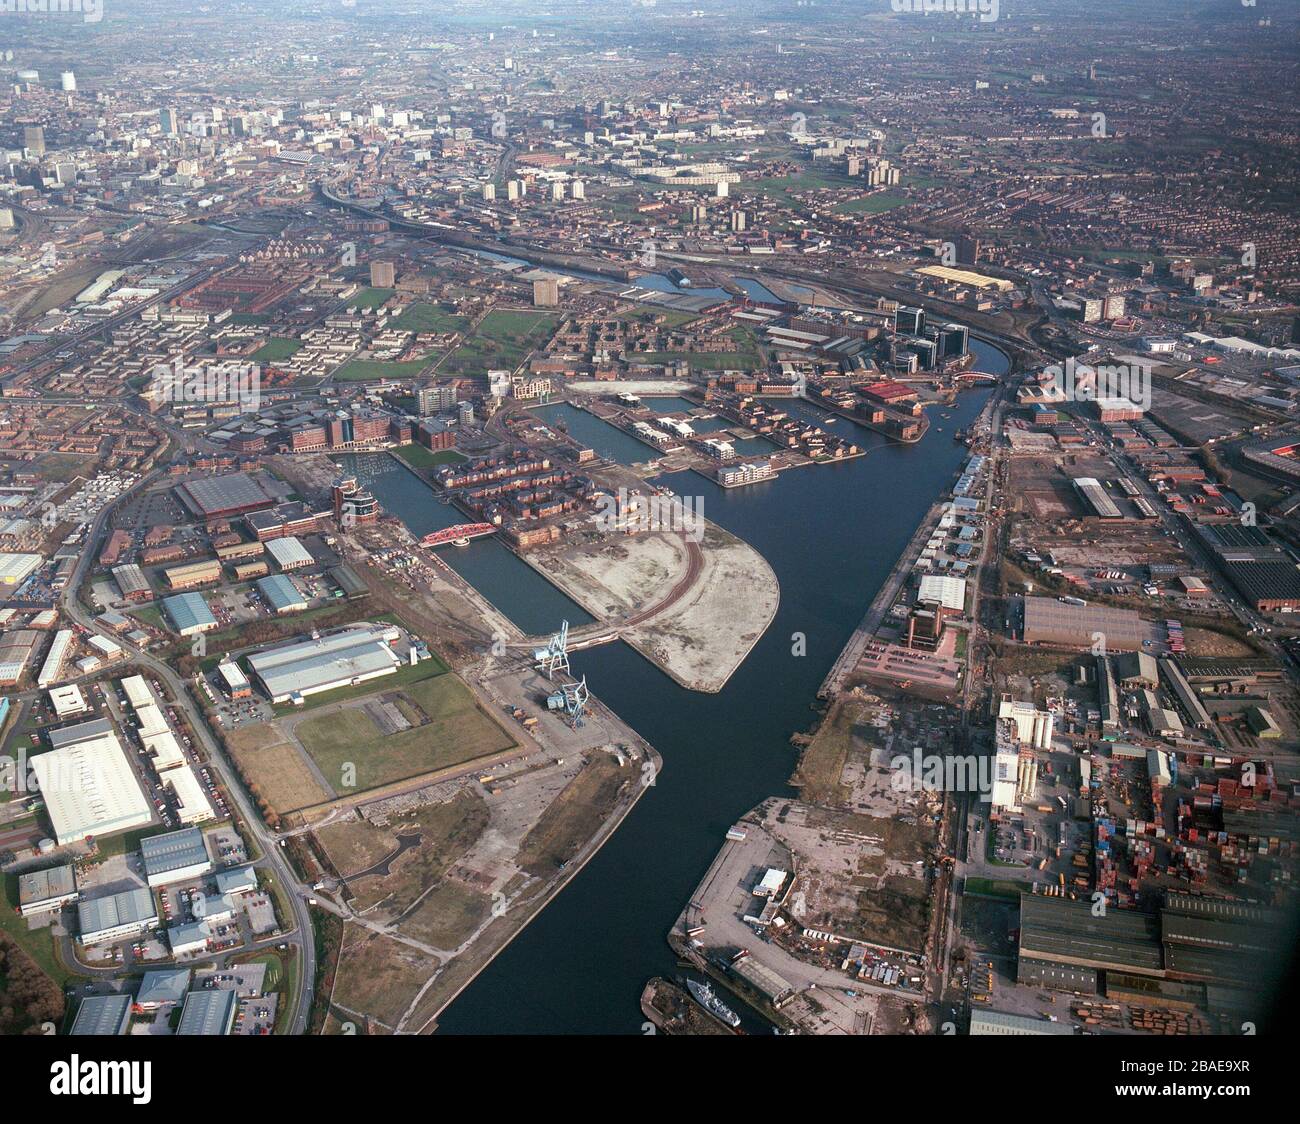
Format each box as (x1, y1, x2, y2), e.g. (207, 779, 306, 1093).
(48, 683, 90, 720)
(917, 573, 968, 614)
(78, 887, 158, 944)
(140, 826, 212, 887)
(36, 628, 74, 688)
(265, 535, 313, 571)
(0, 552, 42, 586)
(134, 702, 171, 738)
(145, 730, 186, 770)
(32, 720, 153, 845)
(164, 765, 215, 825)
(247, 623, 401, 703)
(121, 673, 154, 710)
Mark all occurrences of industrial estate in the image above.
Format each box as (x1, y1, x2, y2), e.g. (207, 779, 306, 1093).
(0, 0, 1294, 1084)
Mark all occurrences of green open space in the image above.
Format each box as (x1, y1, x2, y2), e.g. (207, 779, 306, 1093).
(749, 169, 861, 206)
(964, 876, 1033, 902)
(350, 287, 395, 310)
(252, 338, 303, 363)
(393, 444, 466, 469)
(332, 358, 435, 382)
(390, 303, 471, 334)
(295, 673, 514, 792)
(437, 308, 560, 378)
(648, 309, 702, 329)
(127, 604, 163, 630)
(630, 350, 758, 371)
(831, 193, 908, 215)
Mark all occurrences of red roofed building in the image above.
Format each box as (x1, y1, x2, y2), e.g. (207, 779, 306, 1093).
(862, 378, 918, 406)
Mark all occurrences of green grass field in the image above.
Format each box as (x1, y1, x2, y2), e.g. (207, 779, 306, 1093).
(253, 338, 303, 363)
(128, 604, 163, 630)
(333, 358, 434, 382)
(394, 444, 466, 469)
(438, 309, 560, 378)
(831, 193, 907, 215)
(295, 673, 516, 793)
(350, 287, 395, 310)
(963, 877, 1032, 902)
(390, 303, 471, 334)
(630, 351, 758, 371)
(750, 169, 860, 206)
(649, 309, 702, 329)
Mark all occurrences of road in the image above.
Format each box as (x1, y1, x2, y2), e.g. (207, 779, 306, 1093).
(57, 469, 318, 1034)
(934, 379, 1007, 1001)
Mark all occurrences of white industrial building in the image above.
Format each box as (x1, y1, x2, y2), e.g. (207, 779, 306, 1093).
(48, 683, 90, 720)
(990, 720, 1028, 812)
(917, 573, 968, 613)
(36, 628, 74, 688)
(214, 866, 258, 896)
(33, 720, 153, 846)
(134, 703, 171, 739)
(167, 919, 212, 957)
(217, 660, 250, 697)
(0, 552, 42, 586)
(247, 623, 402, 704)
(140, 826, 212, 887)
(265, 535, 313, 571)
(121, 674, 155, 710)
(996, 697, 1055, 750)
(17, 864, 78, 916)
(78, 887, 158, 944)
(88, 634, 123, 661)
(164, 765, 215, 825)
(145, 730, 186, 770)
(135, 968, 191, 1010)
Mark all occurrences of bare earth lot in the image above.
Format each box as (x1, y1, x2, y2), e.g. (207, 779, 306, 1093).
(330, 922, 441, 1031)
(531, 523, 778, 692)
(226, 723, 331, 815)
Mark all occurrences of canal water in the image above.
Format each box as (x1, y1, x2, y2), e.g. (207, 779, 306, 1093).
(332, 451, 594, 636)
(633, 272, 731, 301)
(354, 342, 1007, 1034)
(529, 402, 655, 466)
